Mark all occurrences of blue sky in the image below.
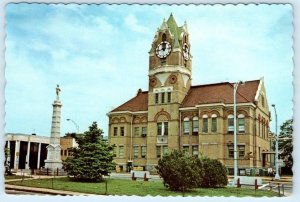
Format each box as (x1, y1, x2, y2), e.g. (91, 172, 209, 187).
(5, 3, 293, 137)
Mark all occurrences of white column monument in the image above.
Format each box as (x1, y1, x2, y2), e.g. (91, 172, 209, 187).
(44, 84, 63, 170)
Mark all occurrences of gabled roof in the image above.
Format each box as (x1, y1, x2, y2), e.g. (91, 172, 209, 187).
(110, 90, 148, 113)
(181, 80, 260, 107)
(109, 80, 260, 113)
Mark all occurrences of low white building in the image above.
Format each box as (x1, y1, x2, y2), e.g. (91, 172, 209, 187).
(5, 133, 77, 171)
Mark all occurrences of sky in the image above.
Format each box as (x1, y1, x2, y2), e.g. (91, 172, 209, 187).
(4, 3, 293, 137)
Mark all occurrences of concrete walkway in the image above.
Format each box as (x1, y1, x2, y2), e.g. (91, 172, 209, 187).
(5, 184, 96, 196)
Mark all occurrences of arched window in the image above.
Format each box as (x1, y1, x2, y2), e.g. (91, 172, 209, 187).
(162, 33, 167, 41)
(183, 117, 190, 134)
(228, 114, 234, 133)
(211, 114, 217, 133)
(192, 117, 199, 134)
(238, 114, 245, 133)
(202, 115, 208, 133)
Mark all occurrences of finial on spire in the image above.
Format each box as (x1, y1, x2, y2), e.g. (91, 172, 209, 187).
(160, 18, 168, 30)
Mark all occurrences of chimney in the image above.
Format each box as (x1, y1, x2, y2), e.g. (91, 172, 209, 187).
(137, 88, 142, 95)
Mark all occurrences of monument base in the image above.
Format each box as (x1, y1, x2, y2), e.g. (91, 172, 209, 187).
(44, 160, 63, 170)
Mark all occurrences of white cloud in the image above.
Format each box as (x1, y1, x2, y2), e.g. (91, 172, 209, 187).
(124, 14, 149, 34)
(4, 4, 293, 136)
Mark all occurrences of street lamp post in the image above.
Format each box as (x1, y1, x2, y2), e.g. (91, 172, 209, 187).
(66, 118, 79, 133)
(233, 81, 244, 185)
(271, 104, 280, 180)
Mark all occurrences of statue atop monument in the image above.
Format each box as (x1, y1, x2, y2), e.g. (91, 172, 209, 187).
(56, 84, 61, 100)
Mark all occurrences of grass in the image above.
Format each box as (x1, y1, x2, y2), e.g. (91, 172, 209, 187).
(5, 175, 31, 180)
(6, 177, 279, 197)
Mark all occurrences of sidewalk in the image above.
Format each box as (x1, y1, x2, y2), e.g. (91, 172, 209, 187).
(228, 175, 293, 183)
(5, 184, 96, 196)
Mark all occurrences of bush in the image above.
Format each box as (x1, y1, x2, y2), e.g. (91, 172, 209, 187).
(155, 150, 200, 192)
(156, 150, 228, 192)
(198, 157, 228, 188)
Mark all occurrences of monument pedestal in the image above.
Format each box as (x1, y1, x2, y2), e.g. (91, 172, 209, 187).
(44, 144, 63, 170)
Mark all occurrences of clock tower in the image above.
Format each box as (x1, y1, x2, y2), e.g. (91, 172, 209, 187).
(148, 14, 192, 105)
(146, 14, 192, 170)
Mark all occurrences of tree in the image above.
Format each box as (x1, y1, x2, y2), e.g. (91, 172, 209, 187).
(156, 150, 200, 193)
(278, 119, 293, 173)
(63, 122, 116, 182)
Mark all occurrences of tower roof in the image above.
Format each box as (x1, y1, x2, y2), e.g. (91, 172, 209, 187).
(166, 14, 184, 48)
(149, 14, 188, 54)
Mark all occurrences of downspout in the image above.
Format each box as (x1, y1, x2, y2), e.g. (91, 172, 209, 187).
(129, 114, 134, 162)
(253, 106, 257, 168)
(179, 111, 182, 150)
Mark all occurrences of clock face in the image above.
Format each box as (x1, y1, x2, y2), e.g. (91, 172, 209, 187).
(156, 41, 172, 59)
(182, 43, 189, 60)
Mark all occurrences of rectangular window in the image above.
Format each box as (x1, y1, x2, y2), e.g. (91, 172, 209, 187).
(113, 127, 118, 136)
(228, 118, 234, 132)
(113, 146, 117, 157)
(64, 150, 67, 156)
(202, 118, 208, 133)
(157, 122, 162, 136)
(161, 92, 165, 103)
(61, 150, 63, 156)
(134, 127, 139, 136)
(120, 127, 124, 136)
(142, 127, 147, 137)
(141, 146, 147, 158)
(238, 145, 245, 158)
(192, 145, 199, 157)
(68, 150, 71, 156)
(156, 146, 161, 158)
(164, 122, 168, 135)
(155, 93, 159, 104)
(192, 119, 199, 134)
(167, 92, 171, 103)
(211, 117, 217, 133)
(163, 145, 168, 155)
(119, 146, 124, 158)
(228, 145, 234, 158)
(183, 146, 189, 155)
(157, 122, 168, 136)
(133, 146, 139, 158)
(238, 118, 245, 133)
(183, 120, 190, 134)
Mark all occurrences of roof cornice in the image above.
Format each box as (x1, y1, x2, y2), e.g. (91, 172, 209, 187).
(180, 102, 256, 110)
(255, 77, 264, 101)
(107, 111, 148, 116)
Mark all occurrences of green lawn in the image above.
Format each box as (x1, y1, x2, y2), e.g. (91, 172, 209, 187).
(5, 175, 31, 180)
(6, 177, 279, 197)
